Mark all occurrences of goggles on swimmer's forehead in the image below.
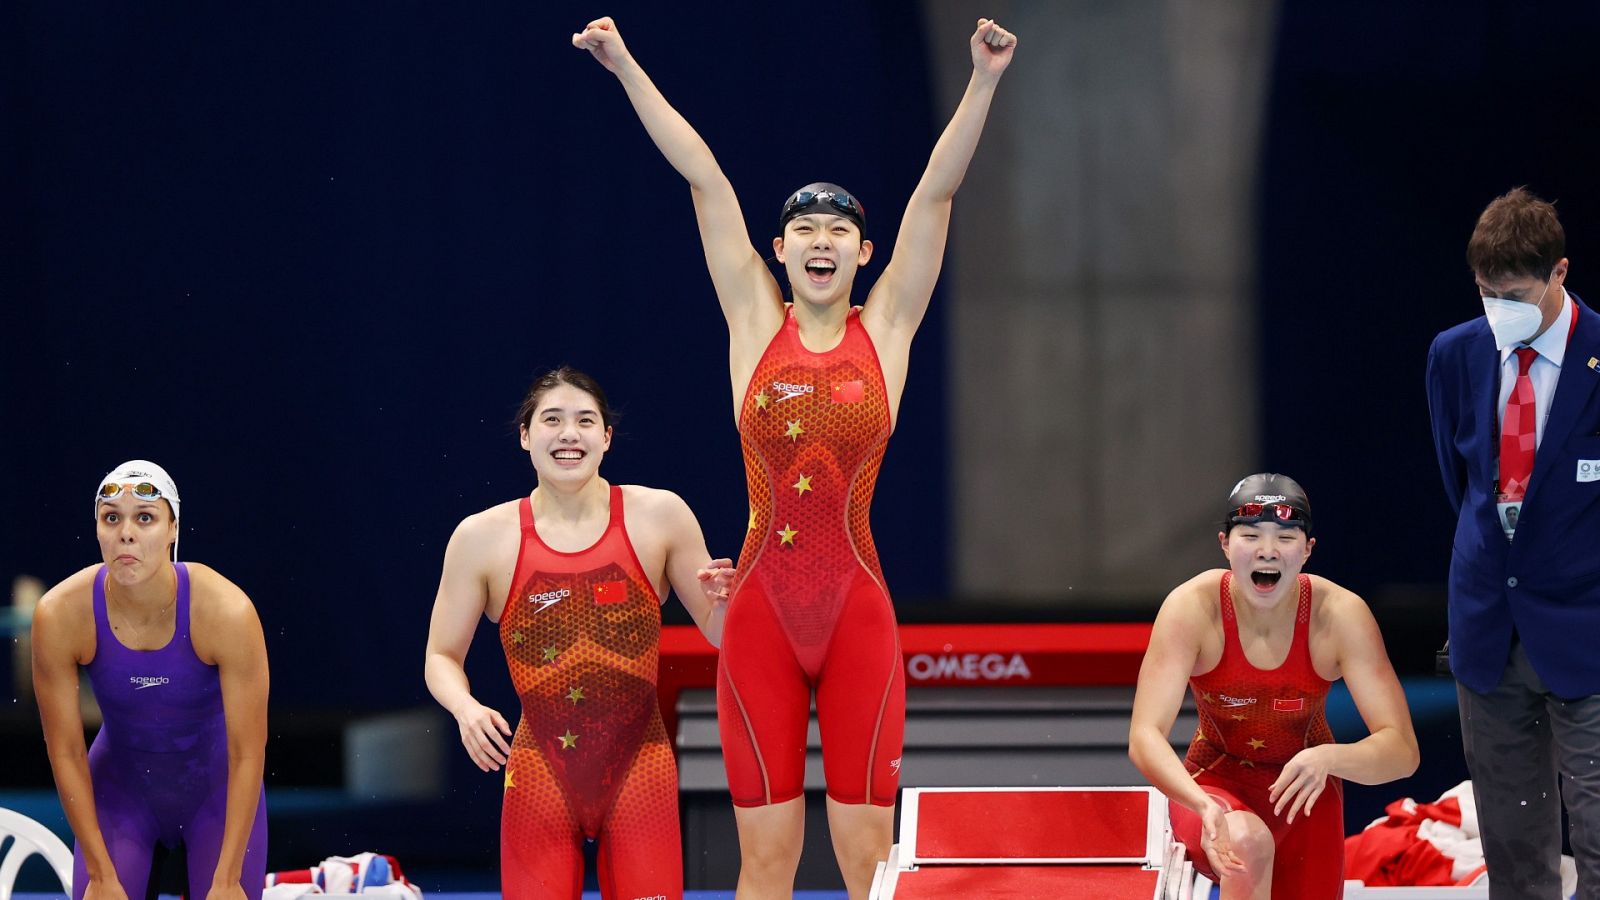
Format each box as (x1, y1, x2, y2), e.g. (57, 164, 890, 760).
(780, 190, 865, 228)
(1230, 502, 1312, 531)
(98, 481, 165, 503)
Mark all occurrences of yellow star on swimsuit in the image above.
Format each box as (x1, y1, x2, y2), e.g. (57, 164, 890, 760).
(503, 768, 515, 789)
(559, 731, 579, 749)
(542, 646, 560, 663)
(792, 474, 813, 496)
(1231, 714, 1247, 721)
(778, 524, 799, 546)
(1248, 738, 1266, 751)
(1200, 692, 1214, 704)
(748, 507, 756, 531)
(1239, 759, 1256, 768)
(755, 391, 771, 411)
(785, 420, 804, 441)
(510, 630, 524, 645)
(567, 687, 584, 704)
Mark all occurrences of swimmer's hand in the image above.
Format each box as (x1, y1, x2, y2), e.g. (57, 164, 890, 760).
(82, 875, 131, 900)
(204, 881, 247, 900)
(572, 16, 635, 75)
(696, 558, 736, 605)
(1270, 743, 1334, 824)
(971, 19, 1017, 79)
(694, 558, 735, 647)
(453, 699, 514, 772)
(1199, 799, 1248, 878)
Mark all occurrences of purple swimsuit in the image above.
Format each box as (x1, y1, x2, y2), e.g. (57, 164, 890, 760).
(73, 562, 266, 900)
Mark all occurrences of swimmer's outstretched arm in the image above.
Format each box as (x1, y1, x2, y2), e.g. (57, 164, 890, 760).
(1128, 579, 1248, 880)
(572, 16, 783, 344)
(424, 515, 513, 772)
(191, 567, 269, 900)
(864, 18, 1016, 341)
(33, 569, 130, 900)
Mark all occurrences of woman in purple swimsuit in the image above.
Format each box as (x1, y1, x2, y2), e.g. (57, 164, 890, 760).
(32, 460, 269, 900)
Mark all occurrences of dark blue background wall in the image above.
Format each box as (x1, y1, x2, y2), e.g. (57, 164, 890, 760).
(1260, 1, 1600, 599)
(2, 1, 945, 712)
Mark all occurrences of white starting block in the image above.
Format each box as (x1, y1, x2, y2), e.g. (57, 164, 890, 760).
(870, 787, 1196, 899)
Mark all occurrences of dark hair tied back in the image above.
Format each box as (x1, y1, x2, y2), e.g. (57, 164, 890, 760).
(514, 366, 619, 433)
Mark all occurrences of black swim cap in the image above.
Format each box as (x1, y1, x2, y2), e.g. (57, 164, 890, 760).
(778, 182, 866, 235)
(1225, 473, 1313, 535)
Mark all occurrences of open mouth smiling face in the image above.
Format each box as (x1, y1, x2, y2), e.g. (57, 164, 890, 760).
(776, 214, 871, 300)
(520, 383, 612, 480)
(1220, 521, 1313, 604)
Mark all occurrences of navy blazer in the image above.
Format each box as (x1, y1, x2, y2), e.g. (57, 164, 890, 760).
(1427, 293, 1600, 697)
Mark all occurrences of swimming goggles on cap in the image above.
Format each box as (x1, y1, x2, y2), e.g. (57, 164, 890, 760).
(781, 189, 864, 224)
(1230, 502, 1311, 530)
(98, 482, 165, 503)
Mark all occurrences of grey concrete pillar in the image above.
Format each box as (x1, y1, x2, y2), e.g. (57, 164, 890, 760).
(922, 0, 1277, 602)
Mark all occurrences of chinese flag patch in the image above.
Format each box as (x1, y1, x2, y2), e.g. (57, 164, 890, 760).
(831, 380, 865, 404)
(1272, 697, 1305, 712)
(593, 580, 628, 605)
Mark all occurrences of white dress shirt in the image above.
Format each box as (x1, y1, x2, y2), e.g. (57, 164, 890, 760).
(1496, 288, 1574, 450)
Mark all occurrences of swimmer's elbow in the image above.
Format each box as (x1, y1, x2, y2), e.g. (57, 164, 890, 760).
(1126, 729, 1154, 771)
(1367, 728, 1420, 783)
(1399, 738, 1421, 779)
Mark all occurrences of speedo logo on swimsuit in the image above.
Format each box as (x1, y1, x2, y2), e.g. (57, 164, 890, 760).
(527, 588, 571, 612)
(130, 676, 170, 690)
(630, 895, 667, 900)
(905, 652, 1033, 682)
(770, 380, 814, 402)
(889, 758, 902, 774)
(1218, 693, 1257, 708)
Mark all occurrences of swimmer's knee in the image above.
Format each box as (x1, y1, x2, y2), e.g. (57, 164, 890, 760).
(1226, 810, 1275, 870)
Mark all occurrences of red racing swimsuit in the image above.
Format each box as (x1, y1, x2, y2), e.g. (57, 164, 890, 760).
(497, 486, 680, 899)
(718, 305, 905, 807)
(1170, 572, 1343, 898)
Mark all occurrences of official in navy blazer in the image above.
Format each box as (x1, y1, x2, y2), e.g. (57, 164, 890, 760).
(1427, 187, 1600, 899)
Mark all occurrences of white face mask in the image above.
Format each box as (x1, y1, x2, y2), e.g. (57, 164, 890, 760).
(1481, 275, 1553, 351)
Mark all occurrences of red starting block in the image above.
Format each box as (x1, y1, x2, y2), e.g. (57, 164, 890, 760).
(871, 787, 1195, 899)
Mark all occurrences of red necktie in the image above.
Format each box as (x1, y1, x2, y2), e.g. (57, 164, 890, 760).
(1499, 347, 1539, 501)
